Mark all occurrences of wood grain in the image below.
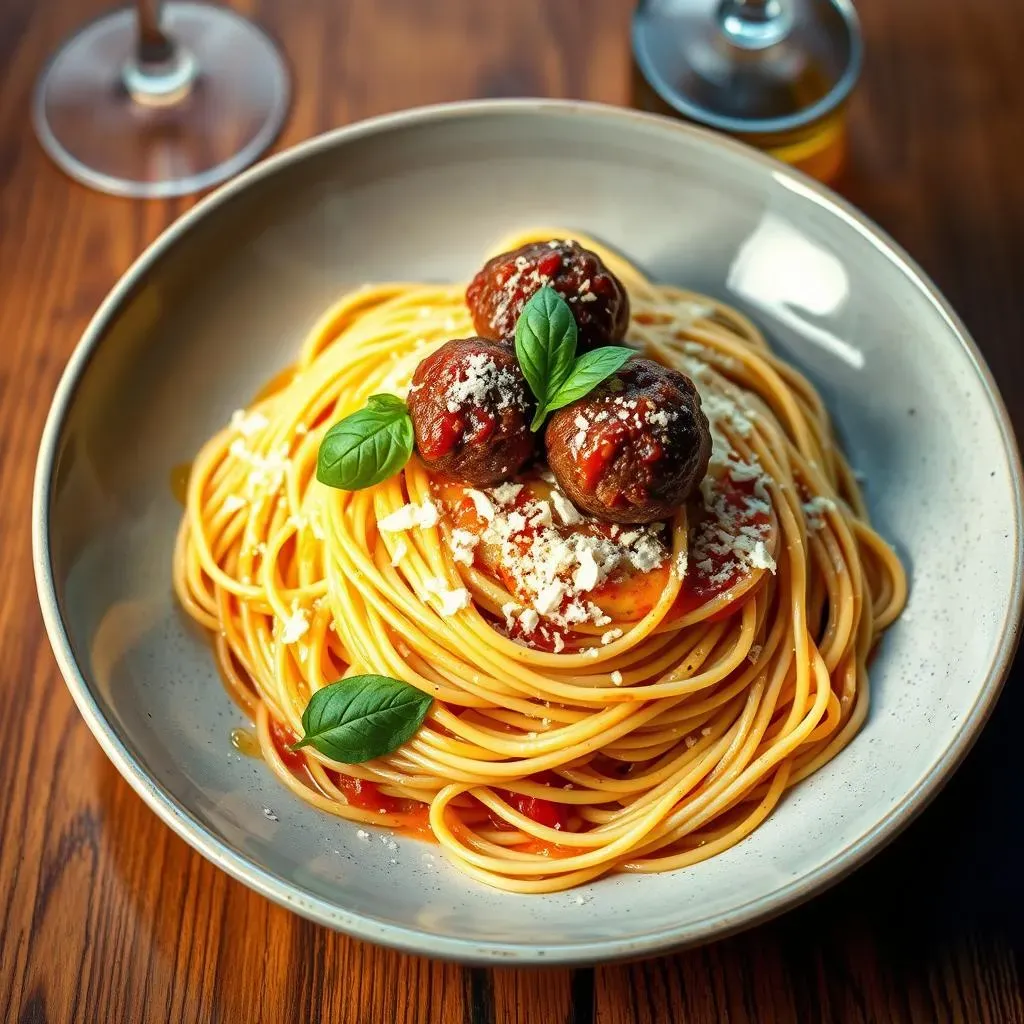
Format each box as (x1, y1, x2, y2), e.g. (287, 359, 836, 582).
(1, 1, 1022, 1022)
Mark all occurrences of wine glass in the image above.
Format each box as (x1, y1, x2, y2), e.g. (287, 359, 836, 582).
(33, 1, 290, 198)
(632, 0, 862, 182)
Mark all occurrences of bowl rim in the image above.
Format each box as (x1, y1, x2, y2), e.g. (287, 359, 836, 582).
(32, 97, 1024, 966)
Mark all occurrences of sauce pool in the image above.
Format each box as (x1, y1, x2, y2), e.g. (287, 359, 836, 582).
(169, 462, 192, 505)
(230, 727, 261, 758)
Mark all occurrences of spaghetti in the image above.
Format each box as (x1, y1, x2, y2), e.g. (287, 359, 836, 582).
(173, 229, 906, 893)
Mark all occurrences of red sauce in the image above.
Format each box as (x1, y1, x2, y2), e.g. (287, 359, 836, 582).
(591, 271, 616, 298)
(269, 718, 306, 771)
(397, 805, 433, 838)
(537, 250, 563, 277)
(334, 773, 403, 814)
(674, 475, 771, 617)
(505, 615, 569, 652)
(333, 773, 434, 837)
(493, 790, 568, 831)
(418, 408, 463, 459)
(578, 422, 626, 488)
(465, 409, 497, 446)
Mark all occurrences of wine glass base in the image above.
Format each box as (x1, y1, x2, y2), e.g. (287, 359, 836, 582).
(33, 2, 290, 198)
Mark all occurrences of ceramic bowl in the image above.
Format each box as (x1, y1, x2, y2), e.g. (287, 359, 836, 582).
(33, 100, 1023, 965)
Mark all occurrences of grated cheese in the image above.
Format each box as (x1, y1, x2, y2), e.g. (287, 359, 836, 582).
(530, 501, 553, 528)
(229, 440, 291, 496)
(231, 409, 269, 437)
(602, 628, 623, 646)
(803, 496, 836, 530)
(222, 494, 247, 513)
(444, 352, 524, 414)
(535, 582, 567, 616)
(472, 481, 669, 638)
(573, 548, 600, 592)
(518, 608, 540, 634)
(390, 538, 408, 565)
(378, 500, 439, 532)
(465, 489, 496, 521)
(281, 607, 310, 645)
(551, 490, 582, 525)
(450, 528, 479, 565)
(610, 670, 623, 685)
(491, 482, 524, 505)
(423, 578, 471, 615)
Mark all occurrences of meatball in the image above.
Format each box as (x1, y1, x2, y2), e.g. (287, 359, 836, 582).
(545, 359, 711, 524)
(408, 338, 537, 486)
(466, 240, 630, 353)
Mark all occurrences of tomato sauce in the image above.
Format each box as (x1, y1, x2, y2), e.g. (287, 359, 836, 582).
(269, 718, 306, 771)
(672, 473, 772, 619)
(333, 773, 435, 836)
(431, 474, 673, 624)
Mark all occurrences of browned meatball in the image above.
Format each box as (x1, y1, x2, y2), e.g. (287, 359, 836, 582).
(466, 240, 630, 353)
(408, 338, 537, 486)
(545, 359, 711, 524)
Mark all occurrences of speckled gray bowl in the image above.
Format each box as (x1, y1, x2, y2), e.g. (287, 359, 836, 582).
(33, 100, 1023, 965)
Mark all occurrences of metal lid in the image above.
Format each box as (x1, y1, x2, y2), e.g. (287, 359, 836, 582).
(632, 0, 863, 136)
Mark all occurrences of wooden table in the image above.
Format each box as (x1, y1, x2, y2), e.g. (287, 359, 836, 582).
(2, 1, 1022, 1021)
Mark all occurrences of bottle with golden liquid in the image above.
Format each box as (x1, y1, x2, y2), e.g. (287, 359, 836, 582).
(631, 0, 861, 183)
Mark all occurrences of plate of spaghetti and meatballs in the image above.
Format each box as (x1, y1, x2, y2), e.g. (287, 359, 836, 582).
(35, 101, 1023, 963)
(175, 228, 907, 893)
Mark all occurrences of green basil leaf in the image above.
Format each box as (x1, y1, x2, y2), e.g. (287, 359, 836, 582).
(545, 347, 635, 414)
(291, 674, 433, 764)
(316, 394, 414, 490)
(366, 393, 407, 413)
(514, 286, 578, 431)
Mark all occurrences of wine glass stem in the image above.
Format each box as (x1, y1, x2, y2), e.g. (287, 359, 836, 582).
(123, 0, 197, 106)
(717, 0, 792, 49)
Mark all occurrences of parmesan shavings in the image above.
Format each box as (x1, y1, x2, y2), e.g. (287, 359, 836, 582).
(491, 482, 524, 505)
(518, 608, 540, 634)
(469, 480, 669, 640)
(551, 490, 582, 525)
(691, 467, 777, 582)
(444, 353, 524, 414)
(423, 578, 471, 616)
(450, 528, 479, 565)
(465, 489, 496, 521)
(280, 607, 310, 645)
(229, 440, 291, 497)
(803, 496, 837, 530)
(230, 409, 269, 437)
(378, 500, 439, 532)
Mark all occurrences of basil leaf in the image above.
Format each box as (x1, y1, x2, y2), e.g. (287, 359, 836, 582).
(545, 347, 635, 414)
(316, 394, 414, 490)
(365, 393, 407, 413)
(514, 286, 578, 431)
(291, 674, 433, 764)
